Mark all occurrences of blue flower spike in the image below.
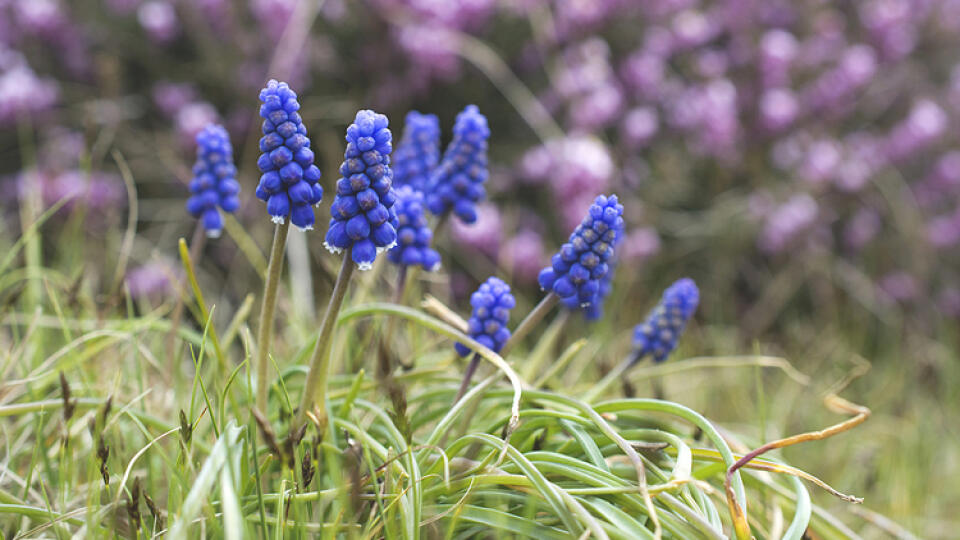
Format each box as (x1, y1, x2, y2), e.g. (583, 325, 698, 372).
(562, 227, 624, 321)
(186, 124, 240, 238)
(538, 194, 625, 308)
(324, 109, 398, 271)
(631, 278, 700, 364)
(392, 111, 440, 192)
(254, 79, 323, 231)
(388, 186, 441, 271)
(426, 104, 490, 224)
(455, 277, 515, 357)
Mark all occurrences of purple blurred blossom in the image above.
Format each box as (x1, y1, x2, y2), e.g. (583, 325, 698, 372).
(843, 208, 881, 251)
(450, 203, 502, 257)
(878, 271, 919, 303)
(800, 139, 841, 186)
(801, 45, 877, 111)
(670, 9, 717, 50)
(622, 227, 661, 260)
(927, 209, 960, 247)
(501, 229, 545, 283)
(15, 169, 125, 212)
(884, 99, 947, 163)
(250, 0, 296, 39)
(621, 49, 666, 99)
(759, 88, 798, 132)
(759, 29, 797, 88)
(395, 24, 461, 80)
(106, 0, 142, 15)
(0, 62, 59, 125)
(174, 102, 219, 145)
(138, 1, 179, 44)
(938, 287, 960, 317)
(758, 194, 819, 253)
(125, 262, 177, 302)
(621, 106, 659, 148)
(152, 82, 197, 118)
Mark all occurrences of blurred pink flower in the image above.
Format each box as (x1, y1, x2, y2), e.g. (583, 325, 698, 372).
(501, 230, 545, 283)
(450, 203, 501, 257)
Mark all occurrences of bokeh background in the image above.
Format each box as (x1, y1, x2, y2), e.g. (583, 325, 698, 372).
(1, 0, 958, 537)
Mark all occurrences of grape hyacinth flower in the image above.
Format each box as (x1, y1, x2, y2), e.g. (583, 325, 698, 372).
(562, 227, 623, 321)
(631, 278, 699, 364)
(185, 124, 239, 238)
(254, 80, 323, 231)
(538, 194, 624, 308)
(324, 109, 398, 270)
(392, 111, 440, 192)
(455, 277, 515, 357)
(426, 104, 489, 224)
(388, 186, 441, 271)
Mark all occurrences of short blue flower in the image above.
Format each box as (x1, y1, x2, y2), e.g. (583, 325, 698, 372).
(254, 79, 323, 231)
(538, 194, 625, 307)
(186, 124, 239, 238)
(426, 105, 489, 224)
(388, 186, 441, 271)
(562, 228, 623, 321)
(324, 109, 398, 271)
(631, 278, 699, 364)
(455, 277, 515, 357)
(392, 111, 440, 192)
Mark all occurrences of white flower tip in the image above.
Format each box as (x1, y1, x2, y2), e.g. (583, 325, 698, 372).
(375, 240, 398, 254)
(323, 242, 343, 254)
(296, 225, 314, 232)
(271, 215, 285, 225)
(428, 262, 442, 272)
(356, 261, 374, 271)
(206, 229, 222, 239)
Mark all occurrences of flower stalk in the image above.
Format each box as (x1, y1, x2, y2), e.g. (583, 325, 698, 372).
(294, 251, 355, 430)
(255, 220, 290, 413)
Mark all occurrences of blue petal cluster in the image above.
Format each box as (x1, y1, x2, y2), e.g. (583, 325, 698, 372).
(455, 277, 515, 357)
(186, 124, 239, 238)
(388, 186, 441, 271)
(631, 278, 700, 364)
(392, 111, 440, 192)
(324, 109, 398, 270)
(426, 105, 489, 224)
(562, 229, 623, 321)
(254, 80, 323, 231)
(538, 194, 625, 307)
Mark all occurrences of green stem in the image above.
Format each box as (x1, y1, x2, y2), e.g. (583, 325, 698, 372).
(255, 220, 290, 414)
(167, 222, 206, 367)
(499, 293, 558, 357)
(378, 265, 409, 378)
(178, 238, 226, 371)
(453, 354, 481, 404)
(295, 252, 355, 431)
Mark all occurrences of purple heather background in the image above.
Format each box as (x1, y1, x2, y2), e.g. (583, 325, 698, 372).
(2, 1, 956, 340)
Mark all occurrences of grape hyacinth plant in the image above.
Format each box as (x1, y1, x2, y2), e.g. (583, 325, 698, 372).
(388, 185, 441, 272)
(254, 79, 323, 231)
(454, 276, 515, 401)
(324, 109, 398, 270)
(300, 109, 397, 430)
(185, 124, 239, 238)
(562, 227, 623, 321)
(392, 110, 440, 192)
(631, 278, 700, 364)
(253, 79, 322, 412)
(426, 104, 490, 224)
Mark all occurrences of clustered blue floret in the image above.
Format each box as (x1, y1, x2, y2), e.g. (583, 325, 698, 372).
(562, 228, 623, 321)
(186, 124, 240, 238)
(392, 111, 440, 193)
(388, 186, 441, 271)
(426, 105, 489, 224)
(324, 109, 398, 270)
(538, 194, 625, 307)
(455, 277, 515, 357)
(254, 80, 323, 231)
(631, 278, 700, 364)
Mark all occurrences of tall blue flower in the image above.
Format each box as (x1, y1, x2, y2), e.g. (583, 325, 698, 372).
(186, 124, 239, 238)
(538, 194, 624, 307)
(254, 79, 323, 231)
(631, 278, 699, 364)
(426, 105, 489, 224)
(388, 186, 441, 271)
(392, 111, 440, 192)
(324, 109, 398, 270)
(455, 277, 515, 357)
(562, 228, 624, 321)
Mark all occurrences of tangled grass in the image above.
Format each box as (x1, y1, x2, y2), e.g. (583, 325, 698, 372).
(0, 216, 879, 539)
